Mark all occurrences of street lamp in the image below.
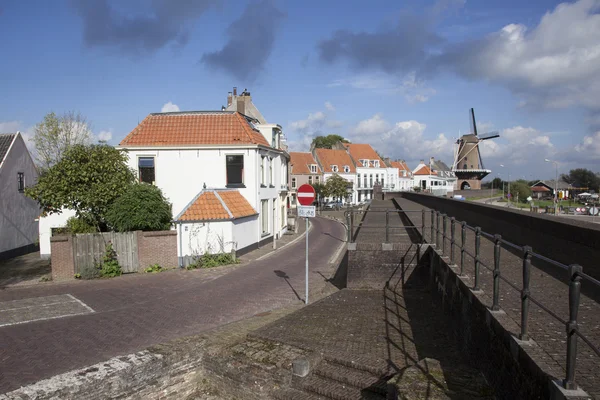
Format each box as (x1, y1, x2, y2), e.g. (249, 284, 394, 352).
(545, 158, 559, 215)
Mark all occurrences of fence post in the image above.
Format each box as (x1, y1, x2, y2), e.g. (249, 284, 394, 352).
(492, 234, 501, 311)
(450, 217, 455, 265)
(564, 264, 582, 390)
(460, 222, 466, 276)
(436, 212, 441, 250)
(474, 227, 481, 291)
(346, 212, 352, 243)
(421, 209, 425, 244)
(385, 210, 390, 243)
(430, 210, 435, 246)
(442, 214, 447, 256)
(350, 211, 354, 243)
(520, 246, 532, 340)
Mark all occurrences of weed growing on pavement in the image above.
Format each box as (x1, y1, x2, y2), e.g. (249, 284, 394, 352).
(186, 252, 239, 269)
(144, 263, 164, 273)
(100, 242, 122, 277)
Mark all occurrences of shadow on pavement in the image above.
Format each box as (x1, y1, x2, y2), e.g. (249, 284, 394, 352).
(274, 270, 302, 301)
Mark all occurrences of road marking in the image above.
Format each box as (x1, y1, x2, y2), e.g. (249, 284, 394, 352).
(0, 294, 94, 328)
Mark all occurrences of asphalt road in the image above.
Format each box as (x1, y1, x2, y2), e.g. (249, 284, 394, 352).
(0, 217, 345, 393)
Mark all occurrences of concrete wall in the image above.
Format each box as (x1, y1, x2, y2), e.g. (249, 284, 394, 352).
(401, 192, 600, 281)
(180, 221, 233, 257)
(233, 215, 260, 252)
(0, 134, 39, 259)
(39, 208, 76, 258)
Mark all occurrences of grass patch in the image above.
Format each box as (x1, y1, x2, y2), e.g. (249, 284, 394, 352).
(186, 253, 239, 270)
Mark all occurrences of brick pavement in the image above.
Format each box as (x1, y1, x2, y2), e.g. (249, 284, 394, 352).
(0, 217, 345, 393)
(395, 197, 600, 399)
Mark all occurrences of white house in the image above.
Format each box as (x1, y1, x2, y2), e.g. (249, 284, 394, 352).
(118, 110, 289, 264)
(389, 160, 414, 191)
(342, 143, 393, 202)
(0, 132, 40, 260)
(313, 148, 357, 204)
(413, 158, 456, 196)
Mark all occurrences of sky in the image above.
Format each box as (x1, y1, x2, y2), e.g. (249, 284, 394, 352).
(0, 0, 599, 181)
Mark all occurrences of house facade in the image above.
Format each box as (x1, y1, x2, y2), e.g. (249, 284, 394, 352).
(313, 148, 357, 204)
(289, 152, 323, 207)
(0, 132, 40, 260)
(388, 160, 414, 191)
(118, 110, 289, 263)
(413, 158, 456, 196)
(341, 143, 391, 203)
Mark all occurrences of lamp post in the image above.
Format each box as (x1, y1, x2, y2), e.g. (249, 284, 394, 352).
(545, 159, 559, 215)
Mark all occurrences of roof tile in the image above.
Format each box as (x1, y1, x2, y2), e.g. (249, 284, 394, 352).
(344, 144, 383, 165)
(119, 112, 270, 147)
(290, 152, 318, 174)
(0, 134, 16, 165)
(177, 189, 256, 222)
(314, 148, 356, 173)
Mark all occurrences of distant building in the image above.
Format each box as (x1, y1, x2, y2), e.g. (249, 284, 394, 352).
(413, 158, 456, 196)
(0, 132, 39, 260)
(313, 148, 356, 204)
(387, 159, 414, 191)
(289, 152, 322, 207)
(531, 180, 574, 200)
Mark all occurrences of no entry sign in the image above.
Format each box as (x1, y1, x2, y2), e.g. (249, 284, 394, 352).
(297, 184, 316, 206)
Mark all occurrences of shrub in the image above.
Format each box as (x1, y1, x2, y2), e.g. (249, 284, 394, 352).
(66, 216, 97, 234)
(100, 242, 122, 277)
(144, 263, 163, 273)
(105, 183, 172, 232)
(79, 264, 100, 280)
(186, 252, 238, 270)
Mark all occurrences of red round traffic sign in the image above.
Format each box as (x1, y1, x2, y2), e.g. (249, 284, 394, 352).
(297, 184, 316, 206)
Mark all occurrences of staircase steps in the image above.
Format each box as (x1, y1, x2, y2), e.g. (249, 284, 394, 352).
(299, 374, 386, 400)
(313, 360, 388, 396)
(271, 387, 330, 400)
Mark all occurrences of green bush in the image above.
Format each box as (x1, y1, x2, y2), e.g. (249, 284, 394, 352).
(66, 216, 97, 234)
(100, 242, 122, 277)
(186, 253, 238, 270)
(508, 181, 533, 203)
(144, 263, 163, 273)
(79, 264, 100, 280)
(105, 183, 172, 232)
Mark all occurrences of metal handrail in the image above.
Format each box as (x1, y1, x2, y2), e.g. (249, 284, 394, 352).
(343, 207, 600, 392)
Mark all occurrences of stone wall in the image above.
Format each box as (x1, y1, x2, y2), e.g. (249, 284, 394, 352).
(136, 230, 178, 270)
(400, 192, 600, 281)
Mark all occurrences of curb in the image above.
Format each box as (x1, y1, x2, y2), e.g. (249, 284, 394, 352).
(256, 221, 313, 261)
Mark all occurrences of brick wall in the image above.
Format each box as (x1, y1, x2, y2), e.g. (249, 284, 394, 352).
(137, 230, 178, 271)
(50, 236, 75, 281)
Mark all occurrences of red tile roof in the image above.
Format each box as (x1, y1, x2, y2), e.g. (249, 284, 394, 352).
(176, 189, 257, 221)
(390, 161, 411, 176)
(414, 164, 433, 175)
(344, 144, 383, 165)
(314, 148, 356, 173)
(290, 152, 319, 174)
(120, 111, 269, 147)
(532, 186, 551, 192)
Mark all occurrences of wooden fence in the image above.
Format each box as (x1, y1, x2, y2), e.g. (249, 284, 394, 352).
(73, 232, 138, 273)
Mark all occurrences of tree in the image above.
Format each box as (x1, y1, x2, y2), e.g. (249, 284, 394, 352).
(32, 111, 93, 169)
(325, 174, 350, 201)
(561, 169, 600, 191)
(311, 134, 349, 149)
(311, 182, 327, 204)
(509, 181, 532, 203)
(105, 183, 172, 232)
(25, 144, 135, 230)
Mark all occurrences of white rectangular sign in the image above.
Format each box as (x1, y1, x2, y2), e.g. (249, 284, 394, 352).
(298, 205, 316, 218)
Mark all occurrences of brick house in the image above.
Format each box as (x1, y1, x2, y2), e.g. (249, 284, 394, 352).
(289, 152, 322, 207)
(118, 110, 290, 263)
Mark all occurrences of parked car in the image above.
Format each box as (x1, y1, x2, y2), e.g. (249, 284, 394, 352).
(324, 201, 342, 209)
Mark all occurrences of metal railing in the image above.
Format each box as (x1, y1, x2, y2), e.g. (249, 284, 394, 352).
(343, 207, 600, 392)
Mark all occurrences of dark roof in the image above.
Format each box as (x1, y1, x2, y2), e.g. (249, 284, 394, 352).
(0, 134, 16, 165)
(431, 159, 452, 172)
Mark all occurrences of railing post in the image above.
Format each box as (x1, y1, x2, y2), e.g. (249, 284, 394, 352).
(421, 209, 425, 244)
(442, 214, 447, 256)
(350, 211, 354, 243)
(492, 234, 501, 311)
(385, 210, 390, 243)
(474, 227, 481, 291)
(436, 212, 441, 250)
(430, 210, 435, 246)
(450, 217, 455, 265)
(460, 222, 466, 276)
(520, 246, 532, 340)
(564, 264, 582, 390)
(346, 211, 352, 243)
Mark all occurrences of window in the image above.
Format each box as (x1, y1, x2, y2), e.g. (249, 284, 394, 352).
(292, 177, 297, 188)
(369, 174, 373, 187)
(17, 172, 24, 192)
(375, 174, 379, 184)
(269, 157, 274, 186)
(309, 176, 313, 185)
(138, 157, 155, 184)
(360, 159, 368, 167)
(463, 164, 468, 169)
(316, 176, 320, 183)
(382, 177, 385, 187)
(363, 174, 367, 187)
(358, 176, 361, 188)
(261, 156, 266, 186)
(310, 164, 317, 173)
(344, 165, 350, 173)
(226, 155, 244, 187)
(331, 165, 338, 172)
(261, 200, 269, 235)
(374, 160, 380, 168)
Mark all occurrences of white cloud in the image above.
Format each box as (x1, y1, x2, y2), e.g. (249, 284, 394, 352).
(574, 131, 600, 160)
(287, 104, 344, 151)
(441, 0, 600, 111)
(94, 129, 113, 143)
(161, 101, 180, 112)
(0, 121, 21, 133)
(479, 126, 555, 165)
(324, 101, 335, 111)
(328, 72, 436, 103)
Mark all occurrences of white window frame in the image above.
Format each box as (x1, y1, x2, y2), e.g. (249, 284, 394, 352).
(374, 160, 380, 168)
(344, 165, 350, 173)
(310, 164, 317, 173)
(291, 177, 297, 188)
(331, 165, 338, 173)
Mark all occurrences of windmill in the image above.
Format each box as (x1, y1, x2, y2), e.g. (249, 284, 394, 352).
(452, 108, 500, 190)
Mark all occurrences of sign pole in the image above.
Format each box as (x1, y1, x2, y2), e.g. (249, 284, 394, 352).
(305, 216, 309, 304)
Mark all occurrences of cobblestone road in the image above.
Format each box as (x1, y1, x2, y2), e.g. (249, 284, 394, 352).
(0, 217, 345, 393)
(396, 197, 600, 399)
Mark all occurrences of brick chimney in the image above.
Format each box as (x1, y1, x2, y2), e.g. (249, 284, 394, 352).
(227, 91, 232, 107)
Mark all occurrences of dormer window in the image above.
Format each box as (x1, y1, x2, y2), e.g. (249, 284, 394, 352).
(374, 160, 380, 168)
(360, 159, 368, 167)
(331, 165, 338, 173)
(310, 164, 317, 173)
(344, 165, 350, 173)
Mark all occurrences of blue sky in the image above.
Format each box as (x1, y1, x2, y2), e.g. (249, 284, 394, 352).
(1, 0, 599, 180)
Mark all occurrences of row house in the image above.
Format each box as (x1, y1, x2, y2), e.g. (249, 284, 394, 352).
(340, 143, 389, 203)
(313, 148, 357, 203)
(119, 110, 290, 264)
(388, 160, 414, 191)
(289, 152, 323, 207)
(413, 158, 457, 196)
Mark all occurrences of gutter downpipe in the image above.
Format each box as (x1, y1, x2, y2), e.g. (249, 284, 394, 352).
(178, 221, 183, 268)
